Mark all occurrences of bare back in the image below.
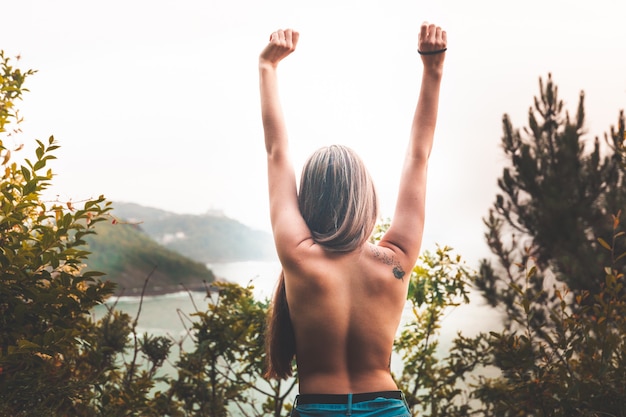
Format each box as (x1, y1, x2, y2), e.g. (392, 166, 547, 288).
(283, 241, 410, 394)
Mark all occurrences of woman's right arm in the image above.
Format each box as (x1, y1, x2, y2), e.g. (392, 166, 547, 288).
(378, 22, 447, 266)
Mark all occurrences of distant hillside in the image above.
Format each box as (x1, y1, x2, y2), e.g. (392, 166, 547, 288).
(109, 202, 275, 263)
(84, 220, 215, 296)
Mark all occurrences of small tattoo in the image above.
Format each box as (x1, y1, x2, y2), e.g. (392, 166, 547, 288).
(393, 266, 406, 280)
(371, 246, 405, 281)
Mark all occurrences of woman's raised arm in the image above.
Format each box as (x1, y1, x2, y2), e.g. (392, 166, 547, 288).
(259, 29, 311, 262)
(379, 22, 447, 265)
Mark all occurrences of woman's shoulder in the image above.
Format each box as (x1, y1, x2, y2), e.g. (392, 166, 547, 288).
(365, 242, 413, 283)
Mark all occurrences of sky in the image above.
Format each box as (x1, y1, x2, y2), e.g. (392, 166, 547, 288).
(2, 0, 625, 264)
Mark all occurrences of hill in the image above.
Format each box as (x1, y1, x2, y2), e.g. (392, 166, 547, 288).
(84, 220, 215, 296)
(109, 202, 275, 263)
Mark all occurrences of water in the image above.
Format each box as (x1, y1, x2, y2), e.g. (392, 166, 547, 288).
(207, 259, 284, 301)
(93, 260, 283, 333)
(91, 261, 284, 370)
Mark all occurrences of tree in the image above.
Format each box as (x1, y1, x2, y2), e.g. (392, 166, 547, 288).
(473, 219, 626, 416)
(467, 73, 626, 415)
(393, 245, 486, 417)
(0, 51, 176, 417)
(167, 282, 297, 417)
(476, 74, 626, 323)
(0, 51, 117, 415)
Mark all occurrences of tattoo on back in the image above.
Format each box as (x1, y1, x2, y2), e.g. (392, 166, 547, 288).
(393, 266, 405, 280)
(370, 246, 406, 281)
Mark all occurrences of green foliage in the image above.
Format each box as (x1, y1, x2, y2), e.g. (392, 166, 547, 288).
(88, 306, 177, 417)
(0, 51, 35, 136)
(464, 74, 626, 416)
(0, 52, 118, 416)
(473, 216, 626, 416)
(0, 50, 179, 417)
(373, 221, 482, 416)
(477, 74, 626, 307)
(394, 245, 483, 416)
(166, 282, 297, 416)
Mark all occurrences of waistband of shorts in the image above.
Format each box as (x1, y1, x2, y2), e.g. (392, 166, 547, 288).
(295, 390, 403, 405)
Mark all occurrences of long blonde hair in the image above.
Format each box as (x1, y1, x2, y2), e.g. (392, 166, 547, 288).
(265, 145, 379, 379)
(301, 145, 378, 250)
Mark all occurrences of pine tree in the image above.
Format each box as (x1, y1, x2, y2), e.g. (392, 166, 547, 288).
(475, 74, 626, 320)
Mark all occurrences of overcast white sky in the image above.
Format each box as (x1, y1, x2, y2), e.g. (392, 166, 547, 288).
(2, 0, 625, 263)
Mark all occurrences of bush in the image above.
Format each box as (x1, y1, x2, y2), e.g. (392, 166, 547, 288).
(472, 215, 626, 416)
(0, 51, 116, 416)
(0, 50, 174, 417)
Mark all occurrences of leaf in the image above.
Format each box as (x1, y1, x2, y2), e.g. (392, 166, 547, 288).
(22, 180, 36, 195)
(33, 158, 45, 171)
(35, 142, 44, 159)
(17, 339, 41, 350)
(597, 237, 611, 251)
(82, 270, 106, 278)
(20, 165, 30, 181)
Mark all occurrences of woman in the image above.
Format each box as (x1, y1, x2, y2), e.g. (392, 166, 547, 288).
(259, 22, 447, 417)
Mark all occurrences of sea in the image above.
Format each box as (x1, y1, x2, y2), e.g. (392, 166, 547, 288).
(92, 260, 284, 338)
(92, 259, 502, 410)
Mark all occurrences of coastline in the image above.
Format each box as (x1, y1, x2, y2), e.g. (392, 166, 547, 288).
(100, 258, 281, 299)
(108, 281, 211, 298)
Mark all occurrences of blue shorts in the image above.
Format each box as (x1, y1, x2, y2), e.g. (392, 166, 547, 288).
(291, 391, 411, 417)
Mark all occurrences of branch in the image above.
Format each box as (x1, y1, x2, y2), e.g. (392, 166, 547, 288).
(124, 265, 157, 389)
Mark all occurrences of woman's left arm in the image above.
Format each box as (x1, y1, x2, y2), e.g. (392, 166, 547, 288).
(259, 29, 311, 262)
